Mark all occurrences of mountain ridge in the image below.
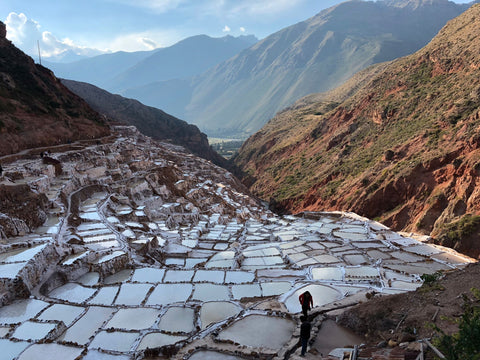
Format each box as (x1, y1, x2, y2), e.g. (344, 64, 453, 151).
(234, 3, 480, 258)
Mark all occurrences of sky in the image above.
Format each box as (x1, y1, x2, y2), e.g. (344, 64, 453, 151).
(0, 0, 474, 62)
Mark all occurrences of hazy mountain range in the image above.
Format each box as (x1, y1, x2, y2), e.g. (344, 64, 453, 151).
(45, 0, 474, 139)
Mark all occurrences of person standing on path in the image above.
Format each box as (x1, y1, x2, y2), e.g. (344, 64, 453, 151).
(300, 315, 311, 357)
(299, 290, 313, 317)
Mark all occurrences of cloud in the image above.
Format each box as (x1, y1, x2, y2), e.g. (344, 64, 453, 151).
(222, 25, 231, 32)
(5, 12, 104, 61)
(141, 37, 157, 50)
(240, 27, 246, 32)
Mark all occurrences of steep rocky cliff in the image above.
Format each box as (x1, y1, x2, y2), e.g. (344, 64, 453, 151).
(235, 4, 480, 258)
(0, 22, 109, 156)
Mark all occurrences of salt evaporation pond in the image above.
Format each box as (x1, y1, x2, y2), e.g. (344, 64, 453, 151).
(89, 331, 139, 352)
(12, 321, 56, 341)
(115, 283, 151, 305)
(188, 350, 246, 360)
(131, 267, 165, 283)
(260, 281, 292, 296)
(313, 319, 365, 356)
(77, 272, 99, 286)
(0, 243, 47, 263)
(137, 333, 188, 350)
(88, 286, 119, 305)
(147, 283, 193, 306)
(0, 338, 30, 360)
(107, 308, 161, 330)
(37, 304, 85, 326)
(217, 315, 295, 349)
(49, 283, 96, 303)
(159, 307, 195, 333)
(60, 307, 114, 345)
(0, 299, 49, 324)
(17, 343, 83, 360)
(83, 350, 130, 360)
(200, 302, 242, 329)
(192, 283, 230, 302)
(284, 284, 342, 313)
(104, 269, 132, 284)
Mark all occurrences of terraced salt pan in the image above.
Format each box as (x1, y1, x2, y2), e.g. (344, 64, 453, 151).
(147, 283, 193, 306)
(89, 331, 139, 352)
(284, 284, 342, 313)
(88, 286, 119, 305)
(94, 251, 126, 264)
(77, 272, 99, 286)
(37, 304, 85, 326)
(217, 315, 295, 350)
(137, 333, 188, 350)
(103, 269, 133, 284)
(0, 299, 49, 324)
(107, 308, 161, 330)
(231, 284, 261, 299)
(164, 270, 195, 283)
(87, 240, 121, 250)
(260, 281, 292, 296)
(83, 234, 117, 243)
(188, 350, 245, 360)
(159, 307, 195, 333)
(11, 321, 56, 341)
(60, 306, 114, 344)
(80, 211, 102, 221)
(49, 283, 96, 303)
(83, 350, 130, 360)
(192, 283, 230, 302)
(17, 343, 83, 360)
(0, 243, 47, 263)
(200, 302, 242, 329)
(0, 338, 30, 360)
(115, 283, 152, 305)
(311, 267, 343, 281)
(77, 223, 108, 231)
(224, 271, 255, 284)
(0, 262, 27, 278)
(132, 267, 165, 283)
(62, 251, 89, 266)
(193, 270, 225, 283)
(385, 262, 451, 275)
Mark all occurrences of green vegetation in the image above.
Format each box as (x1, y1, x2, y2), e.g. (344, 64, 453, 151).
(433, 288, 480, 360)
(438, 214, 480, 248)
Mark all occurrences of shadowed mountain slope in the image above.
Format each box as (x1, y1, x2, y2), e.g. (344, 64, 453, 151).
(0, 22, 109, 156)
(234, 3, 480, 258)
(62, 79, 227, 167)
(126, 0, 473, 138)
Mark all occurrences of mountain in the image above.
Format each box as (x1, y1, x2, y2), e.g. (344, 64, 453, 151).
(62, 79, 227, 167)
(44, 34, 257, 96)
(0, 22, 109, 156)
(106, 34, 258, 93)
(234, 3, 480, 258)
(125, 0, 473, 138)
(43, 50, 154, 89)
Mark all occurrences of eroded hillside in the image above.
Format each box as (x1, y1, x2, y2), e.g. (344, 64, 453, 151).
(235, 4, 480, 258)
(0, 22, 109, 156)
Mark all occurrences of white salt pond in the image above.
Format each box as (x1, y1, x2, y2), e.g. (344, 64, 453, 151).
(0, 243, 47, 263)
(0, 299, 49, 324)
(11, 321, 56, 341)
(89, 331, 139, 352)
(83, 350, 130, 360)
(188, 350, 245, 360)
(131, 267, 165, 283)
(147, 283, 193, 306)
(77, 272, 99, 285)
(159, 307, 195, 333)
(284, 284, 342, 313)
(17, 343, 83, 360)
(107, 308, 161, 330)
(37, 304, 85, 326)
(0, 338, 30, 360)
(115, 283, 152, 305)
(88, 286, 119, 305)
(49, 283, 96, 303)
(60, 307, 114, 345)
(217, 315, 295, 350)
(137, 333, 188, 350)
(192, 283, 230, 302)
(200, 302, 242, 329)
(313, 319, 365, 356)
(104, 269, 132, 284)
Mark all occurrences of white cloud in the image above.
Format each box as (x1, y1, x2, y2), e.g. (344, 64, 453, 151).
(141, 37, 157, 50)
(240, 27, 246, 32)
(5, 12, 104, 61)
(222, 25, 231, 32)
